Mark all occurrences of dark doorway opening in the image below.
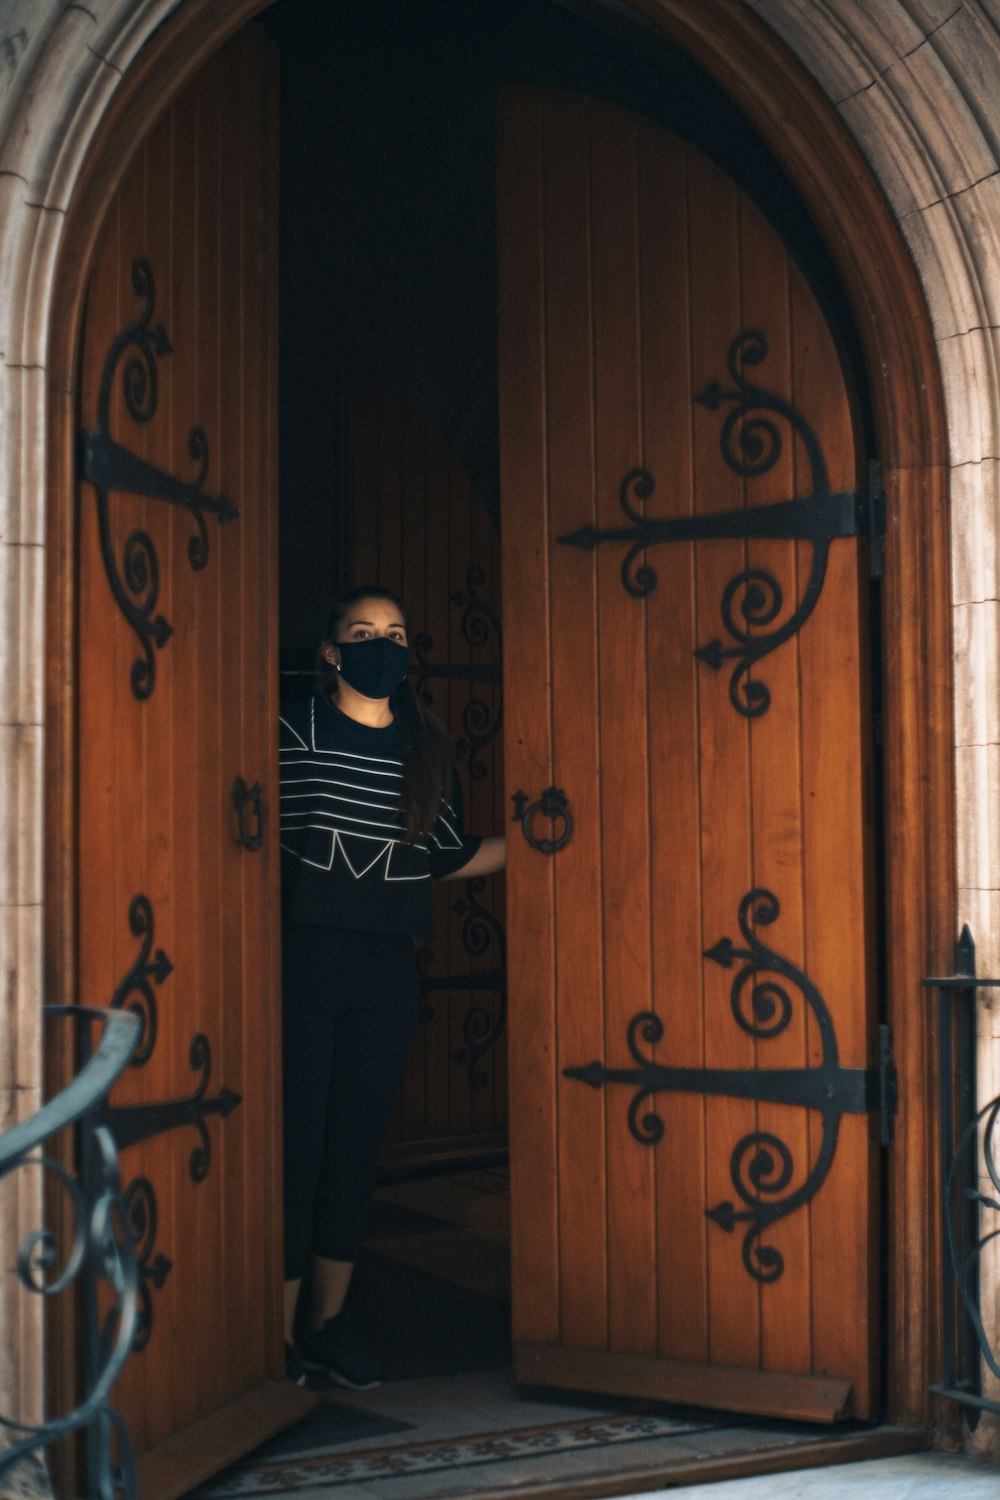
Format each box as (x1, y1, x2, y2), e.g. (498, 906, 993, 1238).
(264, 0, 869, 650)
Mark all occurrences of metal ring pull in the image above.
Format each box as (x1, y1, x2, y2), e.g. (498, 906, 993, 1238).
(511, 786, 573, 855)
(232, 777, 264, 852)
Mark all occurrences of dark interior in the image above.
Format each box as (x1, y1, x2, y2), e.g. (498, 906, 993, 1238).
(261, 0, 869, 658)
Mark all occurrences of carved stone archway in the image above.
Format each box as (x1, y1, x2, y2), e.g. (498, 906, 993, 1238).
(0, 0, 996, 1456)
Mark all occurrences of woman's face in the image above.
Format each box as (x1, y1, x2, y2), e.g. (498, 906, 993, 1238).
(324, 596, 408, 667)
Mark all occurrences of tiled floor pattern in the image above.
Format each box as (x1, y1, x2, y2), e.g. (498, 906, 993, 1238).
(195, 1400, 725, 1497)
(192, 1367, 905, 1500)
(637, 1451, 1000, 1499)
(191, 1171, 975, 1499)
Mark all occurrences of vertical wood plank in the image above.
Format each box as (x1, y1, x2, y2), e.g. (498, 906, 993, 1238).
(422, 422, 454, 1142)
(542, 94, 607, 1351)
(738, 197, 812, 1380)
(260, 31, 284, 1378)
(238, 26, 266, 1384)
(688, 152, 759, 1371)
(638, 131, 708, 1365)
(468, 474, 503, 1118)
(398, 397, 429, 1139)
(217, 32, 249, 1402)
(589, 104, 657, 1356)
(446, 449, 469, 1138)
(141, 103, 179, 1449)
(192, 52, 226, 1420)
(164, 68, 202, 1439)
(498, 89, 560, 1345)
(792, 259, 877, 1415)
(347, 381, 508, 1161)
(111, 136, 153, 1454)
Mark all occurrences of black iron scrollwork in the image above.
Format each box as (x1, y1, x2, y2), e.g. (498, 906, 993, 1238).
(939, 1097, 1000, 1423)
(557, 330, 883, 718)
(98, 1031, 242, 1185)
(409, 567, 506, 1084)
(452, 564, 502, 655)
(565, 888, 896, 1284)
(514, 786, 572, 854)
(412, 566, 503, 780)
(109, 893, 173, 1067)
(77, 257, 240, 700)
(924, 929, 1000, 1425)
(123, 1178, 172, 1352)
(451, 878, 507, 1089)
(232, 776, 264, 851)
(417, 877, 507, 1089)
(99, 894, 242, 1343)
(0, 1006, 142, 1500)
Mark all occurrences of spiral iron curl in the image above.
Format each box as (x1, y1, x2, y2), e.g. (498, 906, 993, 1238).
(0, 1122, 140, 1497)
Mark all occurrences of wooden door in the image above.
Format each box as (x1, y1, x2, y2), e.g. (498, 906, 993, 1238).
(76, 29, 309, 1494)
(347, 377, 508, 1168)
(499, 90, 880, 1422)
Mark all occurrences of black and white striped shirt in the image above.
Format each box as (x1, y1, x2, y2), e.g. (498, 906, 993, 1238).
(279, 694, 480, 938)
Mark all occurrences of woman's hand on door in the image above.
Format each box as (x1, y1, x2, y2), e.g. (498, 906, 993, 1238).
(440, 834, 506, 880)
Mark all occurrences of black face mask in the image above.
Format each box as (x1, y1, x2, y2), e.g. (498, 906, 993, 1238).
(336, 637, 410, 700)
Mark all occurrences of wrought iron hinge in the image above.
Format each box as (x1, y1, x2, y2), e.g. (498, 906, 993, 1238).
(564, 889, 900, 1283)
(77, 257, 239, 701)
(869, 1022, 898, 1146)
(858, 460, 886, 580)
(556, 328, 887, 717)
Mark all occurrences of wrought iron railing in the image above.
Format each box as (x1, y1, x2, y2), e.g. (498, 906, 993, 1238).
(925, 929, 1000, 1425)
(0, 1005, 141, 1499)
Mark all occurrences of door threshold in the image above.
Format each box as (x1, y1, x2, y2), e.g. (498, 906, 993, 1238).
(465, 1424, 932, 1500)
(138, 1380, 317, 1500)
(187, 1367, 930, 1500)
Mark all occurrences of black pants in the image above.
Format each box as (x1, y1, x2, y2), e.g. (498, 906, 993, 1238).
(281, 922, 419, 1279)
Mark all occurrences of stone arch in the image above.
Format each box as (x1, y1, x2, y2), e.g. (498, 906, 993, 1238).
(0, 0, 995, 1447)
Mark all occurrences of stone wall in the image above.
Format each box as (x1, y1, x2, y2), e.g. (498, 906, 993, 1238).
(1, 0, 999, 1455)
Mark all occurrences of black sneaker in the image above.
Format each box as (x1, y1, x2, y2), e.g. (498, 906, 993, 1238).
(285, 1343, 307, 1386)
(294, 1310, 383, 1390)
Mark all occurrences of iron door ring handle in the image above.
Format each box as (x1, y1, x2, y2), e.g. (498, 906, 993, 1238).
(232, 776, 264, 852)
(512, 786, 573, 855)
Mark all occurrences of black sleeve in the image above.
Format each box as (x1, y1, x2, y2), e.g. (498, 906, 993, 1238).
(426, 769, 483, 879)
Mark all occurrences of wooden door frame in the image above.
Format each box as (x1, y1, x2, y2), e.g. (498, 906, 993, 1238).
(44, 0, 951, 1441)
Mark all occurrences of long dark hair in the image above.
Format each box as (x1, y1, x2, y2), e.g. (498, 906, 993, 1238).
(316, 585, 454, 845)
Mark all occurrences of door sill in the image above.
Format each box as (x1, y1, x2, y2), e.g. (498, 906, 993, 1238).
(461, 1424, 932, 1500)
(185, 1373, 931, 1500)
(515, 1343, 855, 1424)
(135, 1379, 317, 1500)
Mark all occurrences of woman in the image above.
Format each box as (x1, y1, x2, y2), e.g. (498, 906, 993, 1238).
(279, 584, 506, 1388)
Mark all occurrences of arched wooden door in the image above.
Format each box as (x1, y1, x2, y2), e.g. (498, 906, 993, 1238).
(74, 28, 309, 1495)
(499, 90, 883, 1422)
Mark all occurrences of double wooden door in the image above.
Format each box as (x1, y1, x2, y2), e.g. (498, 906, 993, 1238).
(72, 56, 880, 1482)
(74, 28, 305, 1492)
(499, 91, 880, 1420)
